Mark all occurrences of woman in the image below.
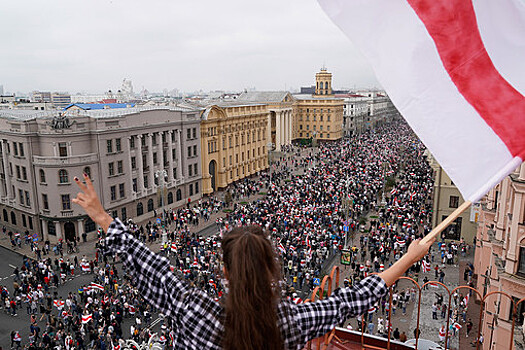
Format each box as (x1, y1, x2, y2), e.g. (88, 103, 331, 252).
(72, 174, 433, 350)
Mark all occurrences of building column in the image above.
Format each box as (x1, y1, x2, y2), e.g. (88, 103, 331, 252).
(136, 135, 145, 193)
(167, 131, 174, 184)
(176, 130, 183, 180)
(2, 140, 12, 199)
(77, 219, 84, 236)
(126, 137, 134, 195)
(281, 112, 286, 147)
(41, 220, 48, 242)
(288, 110, 293, 143)
(147, 133, 154, 189)
(55, 221, 63, 240)
(276, 112, 282, 152)
(267, 113, 272, 146)
(158, 132, 165, 172)
(505, 191, 523, 274)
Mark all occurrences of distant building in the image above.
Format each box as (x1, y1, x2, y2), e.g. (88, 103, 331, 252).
(335, 93, 369, 136)
(32, 91, 52, 103)
(64, 103, 135, 111)
(51, 92, 71, 109)
(237, 91, 294, 152)
(474, 162, 525, 349)
(198, 102, 269, 194)
(0, 106, 202, 243)
(293, 68, 344, 142)
(427, 152, 478, 244)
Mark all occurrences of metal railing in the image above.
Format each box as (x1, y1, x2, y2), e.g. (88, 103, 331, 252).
(302, 268, 525, 350)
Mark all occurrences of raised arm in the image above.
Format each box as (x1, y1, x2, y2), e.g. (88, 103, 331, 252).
(72, 173, 189, 318)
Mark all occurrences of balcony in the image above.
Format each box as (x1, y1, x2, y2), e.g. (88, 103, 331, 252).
(33, 153, 99, 166)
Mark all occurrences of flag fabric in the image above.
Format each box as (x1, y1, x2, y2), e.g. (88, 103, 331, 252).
(81, 262, 90, 272)
(422, 259, 431, 273)
(278, 241, 286, 255)
(318, 0, 525, 203)
(171, 242, 177, 252)
(453, 322, 463, 331)
(81, 314, 92, 324)
(54, 300, 65, 309)
(390, 188, 396, 196)
(368, 306, 377, 313)
(439, 326, 446, 341)
(90, 282, 104, 292)
(464, 293, 470, 307)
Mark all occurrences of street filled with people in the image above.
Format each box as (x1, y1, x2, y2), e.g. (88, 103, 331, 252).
(1, 121, 474, 349)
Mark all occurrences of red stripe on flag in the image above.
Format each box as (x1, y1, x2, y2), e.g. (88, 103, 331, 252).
(407, 0, 525, 158)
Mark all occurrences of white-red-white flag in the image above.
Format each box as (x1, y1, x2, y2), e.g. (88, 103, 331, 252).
(318, 0, 525, 202)
(82, 314, 92, 324)
(90, 282, 104, 291)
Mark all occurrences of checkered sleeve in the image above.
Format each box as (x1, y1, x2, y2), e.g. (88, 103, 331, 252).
(103, 218, 189, 319)
(296, 274, 388, 341)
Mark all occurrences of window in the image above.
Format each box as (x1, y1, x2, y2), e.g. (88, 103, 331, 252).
(84, 166, 91, 179)
(193, 128, 197, 139)
(442, 215, 462, 240)
(194, 164, 198, 175)
(152, 152, 157, 165)
(25, 191, 30, 207)
(110, 186, 116, 201)
(171, 131, 176, 142)
(16, 166, 20, 179)
(112, 210, 118, 219)
(2, 209, 7, 222)
(39, 169, 46, 183)
(117, 160, 123, 174)
(195, 182, 199, 194)
(187, 128, 191, 140)
(188, 165, 192, 177)
(449, 196, 459, 208)
(189, 184, 194, 196)
(131, 157, 136, 170)
(173, 168, 177, 179)
(187, 146, 192, 157)
(22, 214, 26, 227)
(142, 154, 147, 168)
(85, 217, 95, 232)
(137, 202, 144, 216)
(167, 192, 173, 204)
(147, 199, 154, 212)
(121, 208, 127, 221)
(327, 115, 331, 122)
(132, 178, 137, 192)
(119, 183, 125, 198)
(13, 142, 18, 156)
(108, 163, 115, 176)
(42, 194, 49, 210)
(152, 134, 157, 145)
(141, 136, 146, 147)
(48, 221, 56, 236)
(115, 138, 121, 152)
(61, 194, 71, 210)
(172, 149, 176, 161)
(518, 246, 525, 276)
(193, 145, 197, 156)
(59, 169, 69, 183)
(28, 217, 33, 230)
(10, 212, 16, 225)
(19, 143, 24, 157)
(130, 136, 135, 149)
(107, 140, 113, 153)
(19, 189, 24, 204)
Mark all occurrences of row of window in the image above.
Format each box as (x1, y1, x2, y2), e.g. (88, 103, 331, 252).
(299, 124, 330, 131)
(12, 142, 25, 157)
(298, 115, 332, 122)
(226, 160, 263, 180)
(225, 148, 264, 166)
(1, 209, 33, 230)
(39, 167, 91, 184)
(299, 132, 330, 139)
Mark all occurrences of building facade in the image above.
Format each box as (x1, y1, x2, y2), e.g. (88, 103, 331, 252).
(293, 68, 344, 142)
(427, 152, 478, 244)
(0, 106, 202, 243)
(474, 162, 525, 349)
(199, 103, 268, 194)
(236, 91, 294, 152)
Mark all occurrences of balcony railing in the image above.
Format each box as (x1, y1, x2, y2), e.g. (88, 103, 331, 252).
(302, 266, 524, 350)
(33, 153, 99, 166)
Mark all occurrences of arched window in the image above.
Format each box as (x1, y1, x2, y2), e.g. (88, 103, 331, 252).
(167, 192, 173, 204)
(137, 202, 144, 216)
(39, 169, 46, 183)
(58, 169, 69, 184)
(83, 166, 91, 179)
(10, 212, 16, 225)
(147, 199, 154, 212)
(2, 209, 7, 222)
(176, 189, 182, 201)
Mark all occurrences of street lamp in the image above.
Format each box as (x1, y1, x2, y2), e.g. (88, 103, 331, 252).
(267, 142, 274, 190)
(155, 169, 168, 244)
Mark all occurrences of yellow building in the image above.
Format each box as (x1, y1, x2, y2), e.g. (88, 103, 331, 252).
(293, 68, 344, 141)
(200, 103, 268, 194)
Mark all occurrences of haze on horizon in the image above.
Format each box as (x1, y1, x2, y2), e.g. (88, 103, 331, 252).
(0, 0, 381, 95)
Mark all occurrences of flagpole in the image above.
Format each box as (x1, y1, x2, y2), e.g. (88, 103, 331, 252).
(420, 200, 472, 245)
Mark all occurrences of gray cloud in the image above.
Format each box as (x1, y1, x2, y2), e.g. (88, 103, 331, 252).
(0, 0, 380, 94)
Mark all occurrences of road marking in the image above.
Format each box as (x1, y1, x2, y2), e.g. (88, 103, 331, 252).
(9, 264, 17, 269)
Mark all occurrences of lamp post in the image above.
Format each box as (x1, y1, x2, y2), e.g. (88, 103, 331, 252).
(267, 142, 274, 190)
(155, 169, 168, 244)
(344, 177, 352, 248)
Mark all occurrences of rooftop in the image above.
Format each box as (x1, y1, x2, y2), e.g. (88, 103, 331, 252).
(236, 91, 291, 103)
(64, 103, 135, 110)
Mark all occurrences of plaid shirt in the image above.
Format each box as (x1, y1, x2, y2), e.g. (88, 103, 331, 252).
(103, 219, 388, 350)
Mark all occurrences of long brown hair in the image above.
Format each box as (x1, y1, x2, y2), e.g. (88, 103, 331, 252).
(221, 225, 283, 350)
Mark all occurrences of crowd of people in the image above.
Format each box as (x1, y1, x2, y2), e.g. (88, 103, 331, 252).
(2, 121, 474, 349)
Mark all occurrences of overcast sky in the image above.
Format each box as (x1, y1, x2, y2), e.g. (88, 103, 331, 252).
(1, 0, 381, 94)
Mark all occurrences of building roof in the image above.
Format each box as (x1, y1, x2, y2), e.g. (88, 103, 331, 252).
(335, 94, 366, 98)
(64, 103, 135, 110)
(292, 94, 344, 101)
(236, 91, 291, 103)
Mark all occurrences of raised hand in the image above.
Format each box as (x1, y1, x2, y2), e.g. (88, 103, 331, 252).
(72, 173, 113, 233)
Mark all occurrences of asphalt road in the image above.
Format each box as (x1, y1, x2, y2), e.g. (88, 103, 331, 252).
(0, 245, 25, 281)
